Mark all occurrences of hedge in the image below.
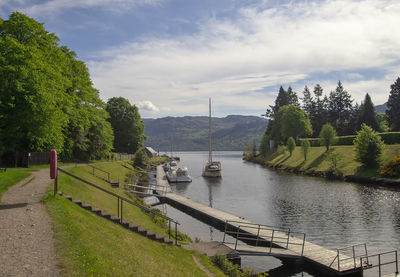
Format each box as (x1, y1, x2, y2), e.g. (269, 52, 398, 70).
(298, 132, 400, 146)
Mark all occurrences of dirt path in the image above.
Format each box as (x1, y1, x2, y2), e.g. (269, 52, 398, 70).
(0, 168, 59, 277)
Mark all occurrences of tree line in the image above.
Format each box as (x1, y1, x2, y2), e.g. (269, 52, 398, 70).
(0, 12, 145, 162)
(260, 79, 400, 148)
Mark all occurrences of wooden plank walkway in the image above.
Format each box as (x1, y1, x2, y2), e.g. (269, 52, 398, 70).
(156, 166, 361, 276)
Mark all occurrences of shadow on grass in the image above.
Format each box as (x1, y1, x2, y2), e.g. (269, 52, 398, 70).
(306, 152, 327, 170)
(355, 164, 380, 177)
(276, 155, 291, 165)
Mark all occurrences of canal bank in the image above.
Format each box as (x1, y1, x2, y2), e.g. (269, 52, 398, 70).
(156, 151, 400, 277)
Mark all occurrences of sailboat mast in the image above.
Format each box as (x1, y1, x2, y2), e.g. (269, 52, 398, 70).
(208, 98, 212, 163)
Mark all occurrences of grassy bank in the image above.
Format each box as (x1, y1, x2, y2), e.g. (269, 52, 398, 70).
(44, 192, 224, 276)
(249, 144, 400, 178)
(0, 168, 33, 203)
(45, 161, 226, 276)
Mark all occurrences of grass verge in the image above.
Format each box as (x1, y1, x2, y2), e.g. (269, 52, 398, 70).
(0, 168, 32, 203)
(43, 190, 225, 276)
(251, 144, 400, 178)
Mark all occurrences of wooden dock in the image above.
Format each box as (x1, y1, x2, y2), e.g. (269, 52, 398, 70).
(156, 166, 397, 276)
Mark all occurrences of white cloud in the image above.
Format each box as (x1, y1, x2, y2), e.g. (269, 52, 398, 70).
(88, 0, 400, 117)
(135, 100, 160, 113)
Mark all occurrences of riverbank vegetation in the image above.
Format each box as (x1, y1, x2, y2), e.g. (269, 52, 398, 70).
(253, 78, 400, 179)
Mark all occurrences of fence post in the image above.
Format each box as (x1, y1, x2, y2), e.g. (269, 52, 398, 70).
(378, 254, 381, 277)
(256, 224, 260, 247)
(270, 230, 275, 253)
(121, 199, 123, 223)
(117, 197, 120, 218)
(222, 221, 227, 243)
(395, 250, 399, 274)
(169, 220, 171, 240)
(175, 222, 178, 245)
(338, 249, 340, 272)
(353, 245, 356, 268)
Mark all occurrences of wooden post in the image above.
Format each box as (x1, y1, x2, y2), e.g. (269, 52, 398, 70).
(54, 174, 58, 195)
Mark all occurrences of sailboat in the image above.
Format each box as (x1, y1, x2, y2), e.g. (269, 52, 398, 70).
(202, 98, 222, 177)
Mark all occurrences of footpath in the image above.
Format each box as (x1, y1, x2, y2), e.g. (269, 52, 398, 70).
(0, 168, 59, 277)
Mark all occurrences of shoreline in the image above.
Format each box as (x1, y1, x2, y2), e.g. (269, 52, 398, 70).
(244, 156, 400, 188)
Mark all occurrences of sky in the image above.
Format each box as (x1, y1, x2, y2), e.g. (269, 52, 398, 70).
(1, 0, 400, 118)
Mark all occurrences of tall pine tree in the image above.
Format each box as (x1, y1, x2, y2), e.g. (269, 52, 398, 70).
(386, 77, 400, 131)
(328, 81, 354, 135)
(356, 93, 379, 131)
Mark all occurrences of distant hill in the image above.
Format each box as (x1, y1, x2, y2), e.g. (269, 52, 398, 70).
(143, 115, 268, 151)
(375, 102, 387, 114)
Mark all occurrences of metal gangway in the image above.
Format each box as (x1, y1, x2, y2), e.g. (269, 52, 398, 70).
(222, 220, 305, 259)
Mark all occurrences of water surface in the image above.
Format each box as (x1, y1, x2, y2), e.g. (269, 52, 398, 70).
(157, 151, 400, 276)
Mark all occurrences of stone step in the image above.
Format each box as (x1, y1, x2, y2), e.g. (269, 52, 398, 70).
(137, 226, 147, 236)
(121, 219, 130, 228)
(82, 203, 91, 210)
(91, 207, 101, 215)
(100, 211, 111, 219)
(72, 199, 82, 206)
(64, 195, 72, 201)
(128, 223, 139, 232)
(110, 215, 120, 223)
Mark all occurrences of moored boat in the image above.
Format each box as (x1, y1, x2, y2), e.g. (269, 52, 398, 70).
(166, 166, 192, 183)
(203, 98, 222, 178)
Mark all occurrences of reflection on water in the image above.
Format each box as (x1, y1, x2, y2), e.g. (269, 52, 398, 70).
(162, 151, 400, 276)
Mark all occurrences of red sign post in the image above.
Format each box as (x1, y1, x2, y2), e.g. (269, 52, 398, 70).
(50, 149, 57, 195)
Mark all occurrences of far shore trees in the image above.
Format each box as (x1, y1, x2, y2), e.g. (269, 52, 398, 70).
(319, 123, 337, 151)
(356, 93, 379, 131)
(387, 77, 400, 131)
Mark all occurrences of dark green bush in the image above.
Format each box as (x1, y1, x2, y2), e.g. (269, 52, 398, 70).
(379, 132, 400, 144)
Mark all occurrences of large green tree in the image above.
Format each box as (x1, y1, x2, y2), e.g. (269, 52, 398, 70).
(354, 124, 384, 167)
(0, 12, 113, 160)
(386, 77, 400, 131)
(106, 97, 145, 154)
(279, 105, 312, 140)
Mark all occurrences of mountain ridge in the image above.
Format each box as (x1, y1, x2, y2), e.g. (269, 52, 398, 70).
(143, 115, 268, 151)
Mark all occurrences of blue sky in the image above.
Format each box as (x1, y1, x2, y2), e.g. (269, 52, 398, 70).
(1, 0, 400, 118)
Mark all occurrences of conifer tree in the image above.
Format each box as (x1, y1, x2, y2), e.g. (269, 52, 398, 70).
(328, 81, 354, 135)
(386, 77, 400, 131)
(356, 93, 379, 131)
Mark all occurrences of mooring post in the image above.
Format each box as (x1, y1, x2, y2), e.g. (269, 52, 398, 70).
(50, 149, 57, 195)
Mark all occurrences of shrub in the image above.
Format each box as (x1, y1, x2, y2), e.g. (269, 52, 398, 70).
(286, 137, 296, 156)
(301, 140, 310, 160)
(379, 157, 400, 177)
(379, 132, 400, 144)
(319, 123, 337, 151)
(354, 124, 384, 167)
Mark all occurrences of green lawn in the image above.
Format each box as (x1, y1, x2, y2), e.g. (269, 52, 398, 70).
(256, 144, 400, 177)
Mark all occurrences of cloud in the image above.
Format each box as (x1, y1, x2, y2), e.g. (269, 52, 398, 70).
(88, 0, 400, 117)
(14, 0, 162, 16)
(135, 100, 160, 113)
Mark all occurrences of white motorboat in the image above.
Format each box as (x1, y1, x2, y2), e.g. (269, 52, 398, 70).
(203, 98, 222, 178)
(166, 166, 192, 183)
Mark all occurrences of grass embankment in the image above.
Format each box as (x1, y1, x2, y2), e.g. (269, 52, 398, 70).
(0, 168, 33, 203)
(46, 161, 226, 276)
(252, 144, 400, 178)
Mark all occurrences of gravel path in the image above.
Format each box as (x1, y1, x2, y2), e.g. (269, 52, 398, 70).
(0, 168, 59, 277)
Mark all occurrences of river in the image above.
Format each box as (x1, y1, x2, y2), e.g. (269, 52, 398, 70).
(156, 151, 400, 276)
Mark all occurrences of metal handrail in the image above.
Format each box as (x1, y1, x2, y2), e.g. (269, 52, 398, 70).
(360, 250, 399, 277)
(329, 243, 368, 271)
(223, 220, 306, 256)
(57, 167, 180, 244)
(88, 164, 112, 183)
